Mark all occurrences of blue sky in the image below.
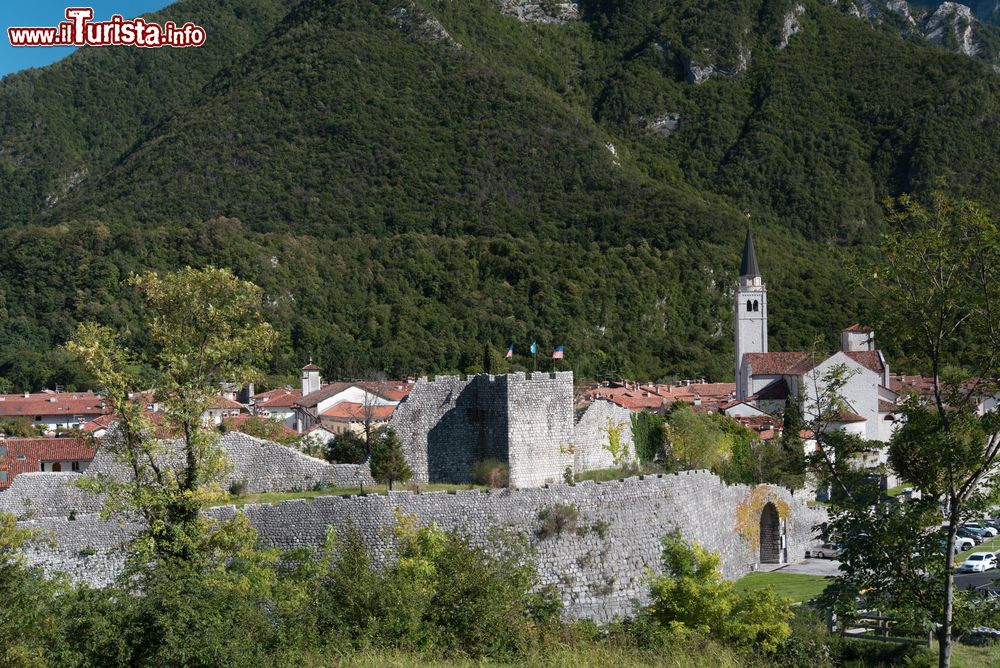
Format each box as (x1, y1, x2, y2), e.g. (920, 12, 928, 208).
(0, 1, 172, 77)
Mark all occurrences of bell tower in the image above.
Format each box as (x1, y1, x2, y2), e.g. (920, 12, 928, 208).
(735, 230, 767, 400)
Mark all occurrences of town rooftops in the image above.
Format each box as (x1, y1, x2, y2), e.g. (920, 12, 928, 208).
(296, 381, 361, 409)
(0, 391, 108, 419)
(744, 350, 884, 376)
(252, 387, 302, 409)
(0, 437, 96, 489)
(321, 402, 396, 422)
(206, 395, 247, 411)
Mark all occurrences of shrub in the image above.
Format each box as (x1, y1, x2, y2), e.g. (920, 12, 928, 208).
(470, 458, 509, 488)
(228, 479, 247, 496)
(537, 503, 579, 539)
(648, 534, 793, 655)
(310, 514, 558, 658)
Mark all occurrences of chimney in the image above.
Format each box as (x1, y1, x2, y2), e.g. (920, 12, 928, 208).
(23, 391, 29, 399)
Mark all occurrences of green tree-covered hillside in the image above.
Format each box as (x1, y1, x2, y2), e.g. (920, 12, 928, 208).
(0, 0, 998, 387)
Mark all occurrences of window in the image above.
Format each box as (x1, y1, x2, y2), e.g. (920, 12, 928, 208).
(753, 300, 759, 312)
(15, 454, 26, 461)
(72, 461, 80, 472)
(746, 300, 752, 312)
(0, 471, 6, 483)
(34, 416, 42, 421)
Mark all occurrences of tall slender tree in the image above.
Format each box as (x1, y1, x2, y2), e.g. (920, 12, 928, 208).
(861, 190, 1000, 667)
(68, 267, 277, 561)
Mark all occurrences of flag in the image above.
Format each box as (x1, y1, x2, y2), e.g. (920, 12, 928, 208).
(552, 346, 564, 360)
(506, 344, 513, 359)
(530, 341, 537, 355)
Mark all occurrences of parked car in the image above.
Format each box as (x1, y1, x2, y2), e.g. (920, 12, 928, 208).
(809, 542, 843, 559)
(959, 552, 998, 573)
(956, 536, 976, 552)
(965, 522, 998, 537)
(958, 527, 987, 545)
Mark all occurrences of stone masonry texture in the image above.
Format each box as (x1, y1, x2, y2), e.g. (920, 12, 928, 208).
(17, 470, 825, 623)
(391, 371, 597, 487)
(0, 432, 374, 519)
(572, 400, 636, 472)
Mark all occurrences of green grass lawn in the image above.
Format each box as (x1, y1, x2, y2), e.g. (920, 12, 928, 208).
(215, 482, 487, 507)
(734, 572, 832, 603)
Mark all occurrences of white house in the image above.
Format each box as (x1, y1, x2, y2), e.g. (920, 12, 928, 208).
(289, 363, 411, 434)
(0, 391, 108, 432)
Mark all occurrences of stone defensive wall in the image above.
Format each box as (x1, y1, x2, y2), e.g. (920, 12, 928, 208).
(17, 470, 825, 622)
(572, 399, 635, 472)
(0, 432, 374, 519)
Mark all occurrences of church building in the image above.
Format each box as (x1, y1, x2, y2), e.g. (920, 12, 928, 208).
(734, 231, 898, 444)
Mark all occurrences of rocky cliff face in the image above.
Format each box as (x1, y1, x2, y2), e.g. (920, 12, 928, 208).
(492, 0, 579, 24)
(925, 2, 979, 55)
(834, 0, 1000, 63)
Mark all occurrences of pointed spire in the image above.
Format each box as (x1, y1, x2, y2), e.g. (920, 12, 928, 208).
(739, 229, 760, 278)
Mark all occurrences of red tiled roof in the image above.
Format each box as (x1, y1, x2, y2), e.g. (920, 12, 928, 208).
(744, 352, 816, 375)
(82, 413, 116, 432)
(891, 374, 936, 397)
(0, 437, 96, 489)
(301, 363, 321, 371)
(363, 381, 413, 402)
(845, 351, 884, 374)
(207, 395, 247, 411)
(297, 382, 358, 408)
(0, 392, 108, 419)
(878, 400, 898, 414)
(321, 401, 395, 422)
(842, 324, 872, 332)
(608, 395, 664, 411)
(746, 351, 883, 376)
(252, 387, 302, 409)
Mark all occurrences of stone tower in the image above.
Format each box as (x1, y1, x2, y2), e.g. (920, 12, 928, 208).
(735, 230, 767, 400)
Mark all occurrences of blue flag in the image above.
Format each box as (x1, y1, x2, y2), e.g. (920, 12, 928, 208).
(530, 341, 537, 355)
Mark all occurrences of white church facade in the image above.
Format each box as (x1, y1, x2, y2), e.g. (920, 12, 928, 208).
(734, 231, 898, 448)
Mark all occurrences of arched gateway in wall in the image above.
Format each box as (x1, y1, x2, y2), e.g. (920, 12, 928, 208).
(759, 502, 782, 564)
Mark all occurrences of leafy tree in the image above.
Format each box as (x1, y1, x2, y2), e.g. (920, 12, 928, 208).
(325, 430, 367, 465)
(222, 414, 299, 446)
(833, 190, 1000, 667)
(369, 428, 412, 491)
(631, 411, 665, 464)
(67, 266, 277, 561)
(665, 404, 732, 470)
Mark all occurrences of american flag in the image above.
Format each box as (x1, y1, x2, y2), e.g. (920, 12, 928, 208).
(506, 344, 513, 359)
(552, 346, 564, 359)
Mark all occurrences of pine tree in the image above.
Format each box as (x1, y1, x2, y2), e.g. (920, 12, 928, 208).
(369, 428, 412, 491)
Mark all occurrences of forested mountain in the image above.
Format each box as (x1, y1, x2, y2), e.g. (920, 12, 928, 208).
(0, 0, 998, 389)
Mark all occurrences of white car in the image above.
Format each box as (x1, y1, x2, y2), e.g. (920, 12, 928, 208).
(959, 552, 998, 573)
(957, 536, 976, 552)
(965, 523, 999, 537)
